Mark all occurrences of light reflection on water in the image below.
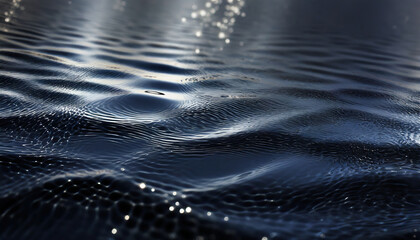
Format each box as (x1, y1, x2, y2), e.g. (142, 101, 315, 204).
(184, 0, 246, 47)
(1, 0, 420, 239)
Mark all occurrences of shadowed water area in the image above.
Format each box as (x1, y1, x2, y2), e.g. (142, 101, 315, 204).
(1, 0, 420, 239)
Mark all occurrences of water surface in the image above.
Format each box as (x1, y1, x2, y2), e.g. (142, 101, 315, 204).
(1, 0, 420, 239)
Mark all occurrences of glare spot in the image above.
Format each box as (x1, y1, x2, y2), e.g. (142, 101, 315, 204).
(218, 32, 226, 39)
(191, 12, 197, 18)
(172, 191, 177, 196)
(151, 188, 155, 192)
(199, 10, 207, 17)
(169, 206, 175, 211)
(224, 216, 229, 221)
(225, 38, 230, 44)
(120, 168, 125, 171)
(262, 237, 268, 240)
(207, 211, 212, 216)
(195, 48, 200, 54)
(124, 215, 130, 221)
(186, 207, 192, 213)
(181, 17, 187, 23)
(139, 182, 146, 189)
(179, 208, 185, 214)
(111, 228, 117, 234)
(175, 201, 180, 206)
(195, 31, 202, 37)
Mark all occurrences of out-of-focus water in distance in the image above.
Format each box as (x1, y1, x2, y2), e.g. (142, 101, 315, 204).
(1, 0, 420, 239)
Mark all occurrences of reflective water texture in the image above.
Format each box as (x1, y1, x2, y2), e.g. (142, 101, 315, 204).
(1, 0, 420, 239)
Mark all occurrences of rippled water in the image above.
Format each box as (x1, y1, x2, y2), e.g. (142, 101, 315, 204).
(2, 0, 420, 239)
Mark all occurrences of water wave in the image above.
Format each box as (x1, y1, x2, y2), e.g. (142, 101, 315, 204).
(1, 0, 420, 239)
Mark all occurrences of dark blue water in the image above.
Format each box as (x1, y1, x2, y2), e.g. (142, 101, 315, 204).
(1, 0, 420, 239)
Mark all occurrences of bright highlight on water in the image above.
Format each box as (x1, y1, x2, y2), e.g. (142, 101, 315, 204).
(1, 0, 420, 239)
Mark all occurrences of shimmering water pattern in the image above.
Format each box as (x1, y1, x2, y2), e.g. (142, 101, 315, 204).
(1, 0, 420, 239)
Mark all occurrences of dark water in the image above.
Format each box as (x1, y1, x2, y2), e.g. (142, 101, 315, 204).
(1, 0, 420, 239)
